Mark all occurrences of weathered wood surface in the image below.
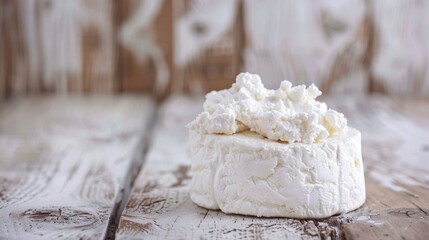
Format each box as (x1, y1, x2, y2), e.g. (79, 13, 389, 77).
(116, 95, 429, 239)
(369, 1, 429, 96)
(174, 0, 244, 95)
(330, 97, 429, 240)
(3, 1, 429, 98)
(242, 0, 370, 95)
(0, 96, 154, 239)
(116, 0, 173, 97)
(0, 0, 116, 97)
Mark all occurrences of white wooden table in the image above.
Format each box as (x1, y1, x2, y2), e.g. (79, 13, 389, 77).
(0, 96, 154, 239)
(1, 95, 428, 239)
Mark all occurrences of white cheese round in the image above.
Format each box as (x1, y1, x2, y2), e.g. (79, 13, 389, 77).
(189, 128, 365, 218)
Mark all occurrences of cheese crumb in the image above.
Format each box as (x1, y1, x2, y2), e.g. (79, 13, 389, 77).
(188, 72, 347, 144)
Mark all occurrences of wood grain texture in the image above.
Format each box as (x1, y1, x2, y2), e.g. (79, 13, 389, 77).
(80, 0, 116, 93)
(173, 0, 243, 95)
(0, 0, 116, 97)
(116, 95, 429, 240)
(3, 0, 429, 97)
(242, 0, 369, 95)
(0, 0, 30, 98)
(116, 0, 173, 97)
(329, 96, 429, 240)
(369, 0, 429, 96)
(0, 96, 154, 239)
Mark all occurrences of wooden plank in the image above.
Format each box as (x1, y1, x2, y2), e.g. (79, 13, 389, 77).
(173, 0, 243, 94)
(369, 1, 429, 96)
(0, 0, 116, 97)
(80, 0, 116, 93)
(241, 1, 370, 95)
(116, 96, 429, 239)
(36, 0, 116, 93)
(0, 0, 30, 98)
(328, 97, 429, 240)
(0, 96, 154, 239)
(115, 0, 173, 97)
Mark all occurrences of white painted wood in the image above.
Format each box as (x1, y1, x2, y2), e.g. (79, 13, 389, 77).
(119, 0, 170, 95)
(327, 96, 429, 239)
(0, 96, 154, 239)
(242, 0, 369, 95)
(3, 0, 429, 97)
(0, 0, 115, 97)
(370, 0, 429, 96)
(116, 95, 429, 240)
(174, 0, 238, 67)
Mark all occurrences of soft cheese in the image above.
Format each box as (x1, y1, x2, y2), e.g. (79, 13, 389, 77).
(188, 73, 365, 218)
(188, 72, 347, 144)
(189, 129, 365, 218)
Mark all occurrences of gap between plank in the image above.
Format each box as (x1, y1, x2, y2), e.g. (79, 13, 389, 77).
(104, 101, 159, 240)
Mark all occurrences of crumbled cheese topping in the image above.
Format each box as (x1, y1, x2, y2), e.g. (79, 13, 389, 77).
(188, 72, 347, 144)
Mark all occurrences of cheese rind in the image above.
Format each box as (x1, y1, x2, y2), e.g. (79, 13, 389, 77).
(189, 128, 365, 218)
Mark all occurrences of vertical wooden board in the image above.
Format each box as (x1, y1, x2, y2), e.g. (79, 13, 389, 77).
(0, 0, 29, 98)
(173, 0, 243, 94)
(37, 0, 116, 93)
(80, 0, 116, 93)
(242, 0, 370, 94)
(0, 96, 154, 239)
(116, 0, 173, 96)
(1, 0, 116, 96)
(369, 0, 429, 96)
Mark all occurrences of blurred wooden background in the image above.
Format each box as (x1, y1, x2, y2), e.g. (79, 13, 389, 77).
(1, 0, 429, 99)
